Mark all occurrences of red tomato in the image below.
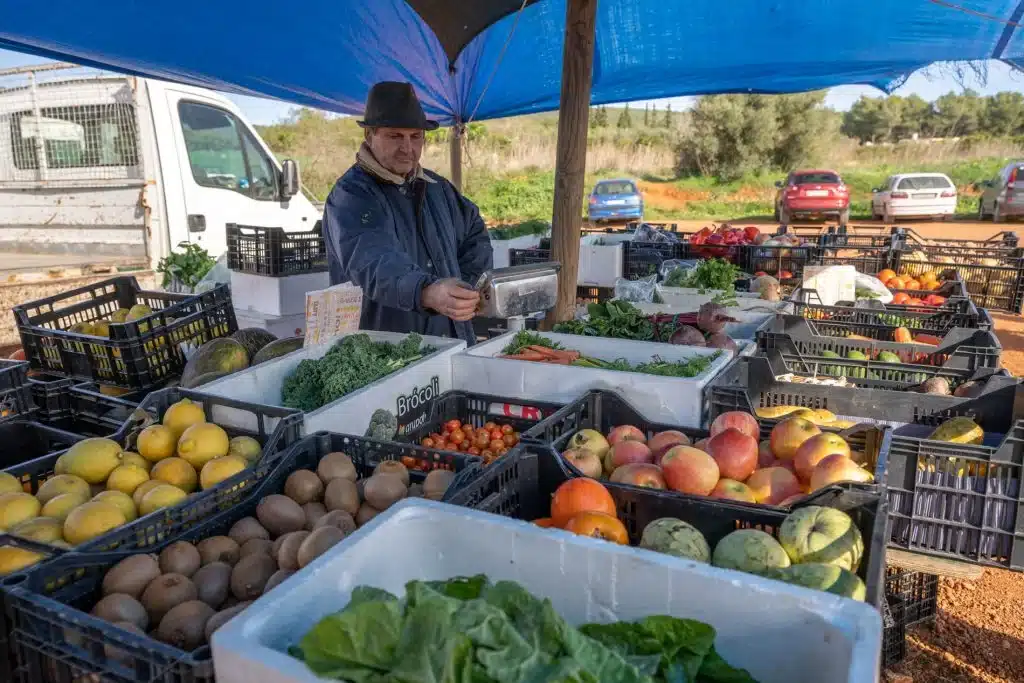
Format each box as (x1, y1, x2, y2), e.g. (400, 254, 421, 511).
(484, 422, 497, 431)
(503, 434, 517, 447)
(467, 446, 481, 456)
(475, 433, 491, 449)
(501, 424, 514, 434)
(434, 440, 448, 451)
(449, 429, 466, 445)
(490, 439, 505, 452)
(489, 428, 504, 441)
(421, 437, 435, 449)
(459, 441, 472, 452)
(445, 419, 462, 432)
(481, 449, 494, 459)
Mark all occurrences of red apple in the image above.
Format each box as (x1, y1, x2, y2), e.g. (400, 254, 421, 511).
(776, 493, 805, 507)
(609, 463, 666, 489)
(710, 478, 757, 503)
(660, 446, 720, 496)
(607, 425, 646, 447)
(710, 411, 759, 440)
(771, 458, 797, 475)
(705, 428, 758, 482)
(693, 437, 710, 453)
(603, 440, 653, 475)
(562, 449, 603, 479)
(746, 467, 802, 505)
(769, 417, 821, 461)
(648, 430, 691, 464)
(810, 454, 873, 492)
(793, 433, 851, 483)
(757, 440, 774, 468)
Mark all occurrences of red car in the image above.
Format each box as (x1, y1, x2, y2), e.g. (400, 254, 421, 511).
(774, 169, 850, 225)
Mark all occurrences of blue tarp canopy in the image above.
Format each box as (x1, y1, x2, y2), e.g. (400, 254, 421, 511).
(1, 0, 1023, 125)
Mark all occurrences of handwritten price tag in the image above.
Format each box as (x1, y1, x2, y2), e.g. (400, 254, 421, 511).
(305, 282, 363, 347)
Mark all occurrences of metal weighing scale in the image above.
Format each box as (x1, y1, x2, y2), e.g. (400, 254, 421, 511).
(473, 262, 561, 335)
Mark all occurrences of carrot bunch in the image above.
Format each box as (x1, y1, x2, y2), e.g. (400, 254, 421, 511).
(500, 345, 581, 364)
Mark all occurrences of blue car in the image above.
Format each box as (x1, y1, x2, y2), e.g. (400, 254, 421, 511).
(587, 179, 643, 222)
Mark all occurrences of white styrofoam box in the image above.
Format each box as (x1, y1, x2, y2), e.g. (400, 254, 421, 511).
(578, 234, 623, 287)
(452, 331, 733, 426)
(234, 309, 307, 339)
(801, 265, 857, 306)
(196, 330, 465, 436)
(654, 284, 793, 313)
(230, 270, 329, 317)
(212, 499, 881, 683)
(490, 232, 548, 269)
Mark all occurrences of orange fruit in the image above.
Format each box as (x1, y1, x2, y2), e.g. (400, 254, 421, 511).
(887, 277, 905, 290)
(926, 280, 941, 291)
(877, 269, 896, 284)
(892, 292, 911, 305)
(564, 511, 628, 544)
(905, 279, 921, 290)
(919, 271, 938, 283)
(550, 478, 617, 528)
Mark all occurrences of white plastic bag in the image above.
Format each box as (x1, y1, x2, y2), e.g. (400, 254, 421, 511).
(854, 272, 893, 304)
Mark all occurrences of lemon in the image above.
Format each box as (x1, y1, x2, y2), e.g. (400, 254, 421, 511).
(119, 451, 151, 472)
(137, 425, 176, 463)
(63, 501, 126, 546)
(0, 472, 21, 496)
(0, 546, 45, 577)
(40, 492, 87, 523)
(139, 484, 187, 516)
(151, 458, 198, 493)
(93, 490, 137, 523)
(106, 465, 149, 496)
(200, 455, 248, 490)
(0, 492, 41, 531)
(110, 308, 131, 323)
(132, 479, 164, 509)
(35, 474, 91, 506)
(162, 399, 206, 439)
(10, 517, 64, 544)
(228, 436, 263, 465)
(58, 438, 123, 484)
(177, 423, 229, 470)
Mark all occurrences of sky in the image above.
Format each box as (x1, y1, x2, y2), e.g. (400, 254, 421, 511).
(0, 48, 1020, 125)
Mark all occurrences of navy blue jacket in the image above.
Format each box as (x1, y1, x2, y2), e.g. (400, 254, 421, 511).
(323, 165, 492, 345)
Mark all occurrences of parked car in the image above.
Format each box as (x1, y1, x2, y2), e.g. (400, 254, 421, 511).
(977, 161, 1024, 222)
(774, 170, 850, 225)
(871, 173, 956, 222)
(587, 178, 643, 222)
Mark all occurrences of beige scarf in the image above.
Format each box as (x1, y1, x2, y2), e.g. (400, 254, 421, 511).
(356, 142, 435, 185)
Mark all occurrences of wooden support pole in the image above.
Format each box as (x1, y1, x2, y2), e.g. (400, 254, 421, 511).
(546, 0, 597, 325)
(450, 124, 463, 192)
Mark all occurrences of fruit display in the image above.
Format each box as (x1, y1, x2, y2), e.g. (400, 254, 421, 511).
(417, 418, 521, 466)
(559, 411, 873, 508)
(875, 268, 953, 308)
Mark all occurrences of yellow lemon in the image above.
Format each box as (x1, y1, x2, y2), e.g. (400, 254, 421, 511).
(0, 546, 45, 576)
(119, 451, 151, 472)
(151, 458, 198, 493)
(139, 484, 187, 516)
(200, 455, 248, 491)
(58, 438, 123, 484)
(63, 501, 126, 546)
(132, 479, 164, 509)
(0, 492, 41, 531)
(92, 490, 137, 523)
(137, 425, 177, 463)
(40, 493, 88, 523)
(35, 474, 91, 506)
(106, 465, 149, 496)
(161, 399, 206, 439)
(228, 436, 262, 465)
(10, 517, 64, 544)
(0, 472, 21, 496)
(177, 423, 229, 470)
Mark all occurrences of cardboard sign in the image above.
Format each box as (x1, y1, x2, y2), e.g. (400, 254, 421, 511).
(304, 282, 363, 347)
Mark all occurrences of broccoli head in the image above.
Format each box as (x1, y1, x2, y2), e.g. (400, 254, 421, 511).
(365, 409, 398, 441)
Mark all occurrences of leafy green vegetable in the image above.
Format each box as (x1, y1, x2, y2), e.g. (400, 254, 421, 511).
(157, 241, 216, 289)
(582, 615, 716, 682)
(697, 647, 758, 683)
(572, 352, 720, 378)
(502, 330, 563, 355)
(663, 259, 741, 292)
(553, 300, 655, 341)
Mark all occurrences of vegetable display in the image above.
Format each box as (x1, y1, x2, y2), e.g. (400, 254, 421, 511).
(294, 574, 756, 683)
(282, 334, 435, 411)
(553, 301, 738, 347)
(663, 258, 741, 291)
(419, 418, 522, 465)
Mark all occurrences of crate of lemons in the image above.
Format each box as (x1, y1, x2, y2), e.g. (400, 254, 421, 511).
(0, 398, 263, 577)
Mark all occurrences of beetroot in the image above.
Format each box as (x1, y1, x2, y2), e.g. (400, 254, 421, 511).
(706, 333, 737, 351)
(696, 302, 737, 334)
(669, 325, 706, 346)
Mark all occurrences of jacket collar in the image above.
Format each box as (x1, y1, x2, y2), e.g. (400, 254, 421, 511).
(356, 142, 436, 185)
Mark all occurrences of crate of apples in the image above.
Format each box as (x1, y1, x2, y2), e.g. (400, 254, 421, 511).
(876, 269, 948, 307)
(419, 419, 521, 466)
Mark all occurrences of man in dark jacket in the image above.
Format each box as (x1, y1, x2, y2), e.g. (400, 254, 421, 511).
(322, 81, 492, 345)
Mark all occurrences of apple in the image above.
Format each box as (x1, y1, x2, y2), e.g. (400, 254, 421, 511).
(810, 454, 874, 492)
(746, 467, 802, 505)
(776, 493, 804, 507)
(710, 411, 759, 440)
(607, 425, 645, 447)
(778, 505, 863, 571)
(660, 446, 720, 496)
(693, 437, 710, 453)
(757, 440, 775, 468)
(705, 428, 758, 482)
(648, 430, 691, 463)
(793, 433, 851, 483)
(769, 417, 821, 461)
(771, 458, 797, 475)
(562, 449, 603, 478)
(609, 463, 666, 489)
(603, 440, 653, 474)
(710, 478, 756, 503)
(568, 429, 609, 459)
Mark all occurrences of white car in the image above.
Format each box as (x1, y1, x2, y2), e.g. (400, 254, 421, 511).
(871, 173, 957, 222)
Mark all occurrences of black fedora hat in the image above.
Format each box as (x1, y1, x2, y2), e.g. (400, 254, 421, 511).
(358, 81, 439, 131)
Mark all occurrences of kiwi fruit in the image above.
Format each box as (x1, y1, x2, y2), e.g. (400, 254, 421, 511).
(363, 473, 407, 511)
(408, 483, 424, 498)
(105, 622, 144, 663)
(356, 502, 380, 527)
(297, 526, 345, 568)
(263, 569, 294, 594)
(228, 517, 270, 546)
(204, 601, 252, 642)
(303, 502, 328, 530)
(156, 600, 215, 650)
(196, 536, 241, 566)
(275, 531, 310, 571)
(140, 573, 198, 624)
(159, 542, 201, 577)
(91, 593, 149, 631)
(373, 460, 410, 487)
(102, 554, 161, 599)
(323, 478, 360, 516)
(230, 553, 277, 601)
(193, 562, 232, 609)
(314, 510, 357, 535)
(239, 537, 275, 559)
(423, 470, 456, 501)
(256, 495, 306, 536)
(317, 452, 357, 484)
(283, 470, 324, 505)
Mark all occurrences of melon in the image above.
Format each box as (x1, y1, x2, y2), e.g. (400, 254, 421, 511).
(231, 328, 277, 361)
(252, 337, 304, 365)
(180, 338, 249, 387)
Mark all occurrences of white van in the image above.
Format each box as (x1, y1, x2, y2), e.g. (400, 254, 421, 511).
(0, 63, 321, 270)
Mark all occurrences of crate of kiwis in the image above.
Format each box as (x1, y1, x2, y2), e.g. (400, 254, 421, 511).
(0, 431, 480, 683)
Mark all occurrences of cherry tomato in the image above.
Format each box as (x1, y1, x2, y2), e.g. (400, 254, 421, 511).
(421, 437, 435, 449)
(467, 446, 481, 456)
(490, 439, 505, 452)
(434, 440, 448, 451)
(502, 434, 517, 447)
(501, 424, 514, 434)
(481, 449, 494, 459)
(484, 421, 497, 431)
(449, 429, 466, 445)
(459, 441, 472, 452)
(401, 456, 417, 469)
(430, 432, 443, 442)
(444, 419, 462, 432)
(475, 433, 491, 449)
(490, 428, 504, 441)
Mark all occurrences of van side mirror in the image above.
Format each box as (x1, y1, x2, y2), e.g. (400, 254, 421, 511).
(280, 159, 300, 199)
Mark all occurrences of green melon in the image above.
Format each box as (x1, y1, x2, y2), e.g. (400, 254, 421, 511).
(231, 328, 277, 361)
(181, 370, 231, 389)
(180, 338, 249, 387)
(252, 337, 304, 365)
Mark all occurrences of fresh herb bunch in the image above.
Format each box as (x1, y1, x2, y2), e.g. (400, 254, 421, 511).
(553, 300, 654, 341)
(156, 241, 216, 289)
(663, 259, 741, 292)
(573, 351, 720, 377)
(502, 330, 563, 355)
(282, 333, 434, 411)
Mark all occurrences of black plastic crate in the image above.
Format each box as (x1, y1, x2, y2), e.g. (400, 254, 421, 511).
(816, 225, 899, 249)
(509, 247, 551, 267)
(882, 594, 907, 669)
(0, 420, 83, 469)
(896, 227, 1019, 249)
(708, 354, 1023, 433)
(755, 315, 1002, 371)
(813, 243, 892, 274)
(13, 276, 238, 390)
(28, 379, 142, 436)
(792, 296, 985, 332)
(885, 567, 938, 627)
(0, 360, 32, 425)
(225, 223, 327, 276)
(26, 375, 72, 423)
(737, 243, 817, 284)
(575, 286, 614, 305)
(448, 447, 888, 607)
(621, 240, 682, 280)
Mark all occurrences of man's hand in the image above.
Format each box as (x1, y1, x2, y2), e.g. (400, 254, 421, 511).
(421, 278, 480, 322)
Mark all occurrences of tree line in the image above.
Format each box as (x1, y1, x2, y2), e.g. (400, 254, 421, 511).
(590, 103, 673, 129)
(842, 91, 1024, 142)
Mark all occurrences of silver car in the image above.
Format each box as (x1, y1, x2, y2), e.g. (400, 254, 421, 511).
(871, 173, 957, 222)
(978, 161, 1024, 222)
